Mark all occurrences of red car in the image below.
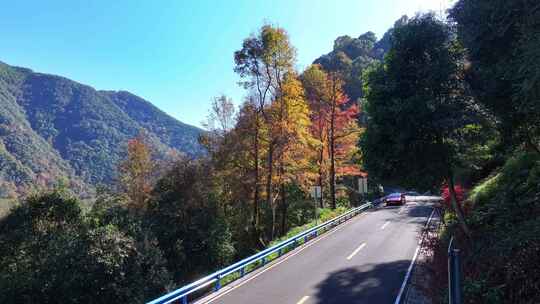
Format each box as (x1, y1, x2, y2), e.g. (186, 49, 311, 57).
(384, 193, 406, 206)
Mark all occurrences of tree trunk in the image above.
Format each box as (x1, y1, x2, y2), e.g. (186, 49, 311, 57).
(329, 105, 337, 209)
(319, 164, 324, 208)
(329, 149, 336, 209)
(316, 100, 325, 209)
(447, 171, 471, 237)
(266, 142, 274, 239)
(280, 181, 287, 236)
(271, 205, 276, 240)
(252, 119, 261, 244)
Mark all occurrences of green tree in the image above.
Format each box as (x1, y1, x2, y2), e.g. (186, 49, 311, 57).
(360, 14, 474, 235)
(148, 160, 235, 282)
(0, 191, 170, 303)
(450, 0, 540, 152)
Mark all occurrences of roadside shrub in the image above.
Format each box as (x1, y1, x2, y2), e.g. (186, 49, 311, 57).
(336, 196, 351, 208)
(0, 190, 171, 304)
(286, 184, 316, 228)
(467, 173, 501, 207)
(426, 152, 540, 303)
(506, 235, 540, 303)
(148, 160, 235, 283)
(270, 206, 348, 246)
(462, 152, 540, 303)
(440, 183, 470, 215)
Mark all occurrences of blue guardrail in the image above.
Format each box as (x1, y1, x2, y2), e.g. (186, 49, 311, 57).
(147, 202, 373, 304)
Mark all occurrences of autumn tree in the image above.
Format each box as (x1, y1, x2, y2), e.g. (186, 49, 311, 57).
(234, 24, 301, 239)
(302, 64, 360, 209)
(326, 72, 360, 209)
(200, 94, 237, 161)
(229, 98, 264, 244)
(201, 95, 268, 249)
(301, 64, 329, 208)
(118, 131, 155, 210)
(202, 95, 236, 136)
(270, 72, 315, 236)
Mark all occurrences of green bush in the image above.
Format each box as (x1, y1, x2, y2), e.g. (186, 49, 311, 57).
(285, 184, 316, 228)
(336, 196, 351, 208)
(148, 160, 235, 283)
(0, 191, 171, 304)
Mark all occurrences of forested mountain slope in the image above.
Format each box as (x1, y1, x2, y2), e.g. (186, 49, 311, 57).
(0, 61, 202, 198)
(312, 16, 406, 123)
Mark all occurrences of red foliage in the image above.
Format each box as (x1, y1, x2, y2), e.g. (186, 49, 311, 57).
(440, 183, 470, 214)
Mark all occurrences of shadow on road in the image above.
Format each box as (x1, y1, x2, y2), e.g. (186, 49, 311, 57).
(313, 260, 411, 304)
(405, 204, 432, 218)
(382, 203, 432, 222)
(380, 205, 401, 210)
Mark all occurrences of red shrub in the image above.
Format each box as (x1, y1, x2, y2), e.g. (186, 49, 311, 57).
(440, 183, 467, 212)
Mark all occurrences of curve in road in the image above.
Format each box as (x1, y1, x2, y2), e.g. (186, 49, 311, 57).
(195, 200, 435, 304)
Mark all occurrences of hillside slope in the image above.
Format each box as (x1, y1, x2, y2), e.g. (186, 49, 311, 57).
(0, 61, 203, 198)
(311, 16, 406, 122)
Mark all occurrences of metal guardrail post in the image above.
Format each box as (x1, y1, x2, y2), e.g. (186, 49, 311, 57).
(181, 296, 187, 304)
(451, 249, 462, 304)
(448, 248, 454, 304)
(215, 275, 221, 291)
(448, 237, 462, 304)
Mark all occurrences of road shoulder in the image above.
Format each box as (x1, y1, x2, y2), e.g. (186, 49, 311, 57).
(403, 208, 441, 304)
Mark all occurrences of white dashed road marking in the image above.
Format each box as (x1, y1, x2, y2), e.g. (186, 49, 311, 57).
(346, 242, 367, 260)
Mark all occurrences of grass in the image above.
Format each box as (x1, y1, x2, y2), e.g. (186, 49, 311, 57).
(467, 172, 501, 207)
(270, 206, 348, 246)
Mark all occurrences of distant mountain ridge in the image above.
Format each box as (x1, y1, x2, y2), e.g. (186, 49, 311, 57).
(312, 16, 408, 102)
(0, 61, 203, 198)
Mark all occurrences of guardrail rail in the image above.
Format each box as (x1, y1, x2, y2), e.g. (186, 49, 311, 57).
(147, 202, 373, 304)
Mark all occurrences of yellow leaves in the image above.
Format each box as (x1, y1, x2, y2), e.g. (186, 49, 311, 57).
(302, 64, 330, 103)
(118, 132, 155, 210)
(261, 25, 297, 69)
(250, 72, 316, 188)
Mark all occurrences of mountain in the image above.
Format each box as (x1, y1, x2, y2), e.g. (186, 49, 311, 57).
(312, 16, 408, 105)
(0, 61, 203, 198)
(313, 31, 382, 105)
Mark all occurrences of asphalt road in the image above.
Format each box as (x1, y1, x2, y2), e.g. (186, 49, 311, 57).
(195, 199, 434, 304)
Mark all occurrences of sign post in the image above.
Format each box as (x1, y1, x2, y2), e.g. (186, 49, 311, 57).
(358, 177, 368, 203)
(310, 186, 322, 224)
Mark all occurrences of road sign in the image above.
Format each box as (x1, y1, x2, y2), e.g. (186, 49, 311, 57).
(358, 177, 368, 194)
(310, 186, 322, 199)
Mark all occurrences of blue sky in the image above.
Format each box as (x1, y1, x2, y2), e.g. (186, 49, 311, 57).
(0, 0, 455, 128)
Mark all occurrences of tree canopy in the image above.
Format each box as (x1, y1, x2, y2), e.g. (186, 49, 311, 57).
(450, 0, 540, 152)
